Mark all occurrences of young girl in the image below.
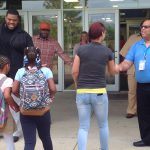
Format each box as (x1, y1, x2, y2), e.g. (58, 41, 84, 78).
(0, 55, 19, 150)
(12, 46, 56, 150)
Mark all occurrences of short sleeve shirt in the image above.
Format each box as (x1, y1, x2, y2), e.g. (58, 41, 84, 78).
(0, 74, 13, 92)
(125, 39, 150, 83)
(120, 34, 141, 75)
(76, 42, 114, 88)
(15, 67, 53, 81)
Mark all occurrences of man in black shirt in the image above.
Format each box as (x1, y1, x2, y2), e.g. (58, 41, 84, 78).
(0, 9, 33, 142)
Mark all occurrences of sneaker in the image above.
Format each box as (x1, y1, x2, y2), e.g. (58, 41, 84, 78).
(13, 136, 19, 143)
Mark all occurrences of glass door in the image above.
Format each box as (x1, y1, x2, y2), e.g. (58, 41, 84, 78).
(0, 11, 6, 23)
(28, 11, 62, 91)
(85, 9, 119, 91)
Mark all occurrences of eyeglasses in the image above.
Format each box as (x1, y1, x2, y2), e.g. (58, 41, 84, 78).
(140, 25, 150, 29)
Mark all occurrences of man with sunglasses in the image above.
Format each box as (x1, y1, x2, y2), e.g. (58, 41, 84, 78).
(116, 19, 150, 147)
(32, 22, 72, 70)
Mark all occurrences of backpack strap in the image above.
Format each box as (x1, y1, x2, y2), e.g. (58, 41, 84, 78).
(0, 76, 7, 110)
(38, 68, 44, 74)
(38, 69, 47, 80)
(0, 76, 8, 127)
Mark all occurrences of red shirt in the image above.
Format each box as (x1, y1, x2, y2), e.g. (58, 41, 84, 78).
(32, 35, 72, 68)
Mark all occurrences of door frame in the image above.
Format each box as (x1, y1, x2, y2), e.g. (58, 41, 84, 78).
(28, 10, 63, 91)
(0, 9, 120, 91)
(85, 9, 120, 91)
(0, 10, 63, 91)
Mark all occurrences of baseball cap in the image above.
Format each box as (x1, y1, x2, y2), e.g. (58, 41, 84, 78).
(39, 22, 50, 30)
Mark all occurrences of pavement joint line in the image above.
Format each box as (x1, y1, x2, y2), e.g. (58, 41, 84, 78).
(73, 142, 78, 150)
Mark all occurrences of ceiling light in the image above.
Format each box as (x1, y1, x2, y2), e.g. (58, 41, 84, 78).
(64, 0, 79, 2)
(74, 6, 83, 8)
(120, 12, 125, 15)
(64, 18, 67, 22)
(106, 20, 112, 22)
(113, 5, 118, 7)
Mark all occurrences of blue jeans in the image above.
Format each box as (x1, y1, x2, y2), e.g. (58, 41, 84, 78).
(76, 93, 109, 150)
(20, 112, 53, 150)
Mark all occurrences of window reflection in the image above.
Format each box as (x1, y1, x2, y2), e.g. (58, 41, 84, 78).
(43, 0, 61, 9)
(86, 0, 112, 8)
(0, 1, 6, 9)
(89, 13, 115, 84)
(89, 13, 115, 51)
(0, 0, 61, 10)
(0, 16, 4, 23)
(63, 0, 84, 9)
(63, 10, 82, 89)
(1, 0, 150, 10)
(86, 0, 138, 8)
(24, 0, 60, 9)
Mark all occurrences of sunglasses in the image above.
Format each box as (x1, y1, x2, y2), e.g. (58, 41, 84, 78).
(140, 25, 150, 29)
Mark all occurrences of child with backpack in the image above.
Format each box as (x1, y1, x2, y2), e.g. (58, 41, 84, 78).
(0, 55, 19, 150)
(12, 46, 56, 150)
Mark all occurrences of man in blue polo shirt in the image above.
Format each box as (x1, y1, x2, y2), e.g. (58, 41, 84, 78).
(116, 18, 150, 147)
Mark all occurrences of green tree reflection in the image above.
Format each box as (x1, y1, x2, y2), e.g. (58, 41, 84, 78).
(43, 0, 60, 9)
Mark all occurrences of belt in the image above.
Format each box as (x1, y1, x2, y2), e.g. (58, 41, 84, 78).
(76, 88, 107, 94)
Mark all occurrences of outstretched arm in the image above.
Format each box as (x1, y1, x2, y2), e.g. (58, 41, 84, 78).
(72, 55, 80, 88)
(115, 60, 133, 73)
(56, 42, 73, 65)
(107, 60, 116, 75)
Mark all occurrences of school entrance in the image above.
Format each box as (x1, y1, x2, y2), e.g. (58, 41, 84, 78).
(0, 9, 120, 91)
(1, 8, 149, 91)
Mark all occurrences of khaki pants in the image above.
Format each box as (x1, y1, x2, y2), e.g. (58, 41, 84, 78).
(127, 74, 137, 114)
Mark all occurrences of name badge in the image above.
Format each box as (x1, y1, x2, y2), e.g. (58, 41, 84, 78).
(139, 60, 146, 71)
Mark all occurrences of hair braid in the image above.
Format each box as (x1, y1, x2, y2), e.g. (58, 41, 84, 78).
(0, 55, 10, 69)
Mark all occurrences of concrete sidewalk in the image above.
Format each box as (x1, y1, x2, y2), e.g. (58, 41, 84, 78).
(0, 91, 150, 150)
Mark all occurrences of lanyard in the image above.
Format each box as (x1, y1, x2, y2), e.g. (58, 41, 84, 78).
(144, 47, 149, 60)
(144, 51, 147, 60)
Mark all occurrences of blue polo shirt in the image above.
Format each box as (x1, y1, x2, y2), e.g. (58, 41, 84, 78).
(125, 39, 150, 83)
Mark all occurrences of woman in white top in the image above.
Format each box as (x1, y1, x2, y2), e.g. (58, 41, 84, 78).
(0, 55, 19, 150)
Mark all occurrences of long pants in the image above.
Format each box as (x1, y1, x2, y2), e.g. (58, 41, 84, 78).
(10, 94, 22, 137)
(3, 133, 15, 150)
(76, 93, 109, 150)
(127, 74, 137, 114)
(20, 111, 53, 150)
(137, 83, 150, 145)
